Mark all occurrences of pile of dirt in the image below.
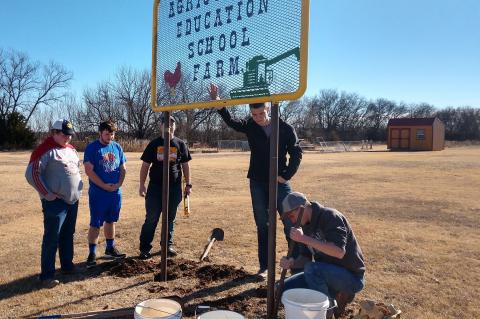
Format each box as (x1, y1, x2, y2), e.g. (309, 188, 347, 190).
(107, 258, 158, 277)
(152, 258, 254, 283)
(195, 264, 252, 283)
(182, 286, 268, 318)
(152, 258, 198, 281)
(104, 257, 359, 318)
(191, 293, 265, 317)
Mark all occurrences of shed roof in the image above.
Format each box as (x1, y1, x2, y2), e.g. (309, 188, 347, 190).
(388, 117, 437, 126)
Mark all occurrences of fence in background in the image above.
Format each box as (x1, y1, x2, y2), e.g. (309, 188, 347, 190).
(314, 138, 373, 152)
(217, 140, 250, 152)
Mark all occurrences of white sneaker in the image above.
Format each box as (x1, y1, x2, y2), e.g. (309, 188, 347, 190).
(40, 279, 60, 289)
(256, 269, 268, 280)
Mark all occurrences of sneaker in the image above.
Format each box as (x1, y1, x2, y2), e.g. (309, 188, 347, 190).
(40, 279, 60, 289)
(105, 246, 126, 259)
(86, 252, 96, 268)
(256, 268, 268, 280)
(139, 251, 152, 260)
(167, 246, 178, 257)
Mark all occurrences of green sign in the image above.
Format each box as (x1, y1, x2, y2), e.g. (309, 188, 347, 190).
(152, 0, 309, 111)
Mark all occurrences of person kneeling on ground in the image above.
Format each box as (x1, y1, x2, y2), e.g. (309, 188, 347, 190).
(279, 192, 365, 319)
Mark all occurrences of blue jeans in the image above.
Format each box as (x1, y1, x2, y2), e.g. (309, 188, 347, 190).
(283, 261, 365, 298)
(249, 179, 294, 270)
(139, 182, 182, 253)
(40, 199, 78, 280)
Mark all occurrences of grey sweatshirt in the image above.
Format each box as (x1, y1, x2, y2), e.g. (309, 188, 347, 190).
(25, 146, 83, 204)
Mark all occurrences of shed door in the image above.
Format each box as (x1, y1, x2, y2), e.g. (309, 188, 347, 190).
(390, 128, 410, 149)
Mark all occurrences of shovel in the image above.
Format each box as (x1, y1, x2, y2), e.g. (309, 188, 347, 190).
(199, 228, 224, 261)
(183, 193, 191, 217)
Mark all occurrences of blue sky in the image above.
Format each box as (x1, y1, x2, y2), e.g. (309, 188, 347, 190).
(1, 0, 479, 108)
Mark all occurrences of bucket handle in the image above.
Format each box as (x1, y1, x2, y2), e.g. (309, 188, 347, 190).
(195, 305, 211, 318)
(136, 304, 182, 318)
(327, 299, 338, 311)
(304, 299, 337, 312)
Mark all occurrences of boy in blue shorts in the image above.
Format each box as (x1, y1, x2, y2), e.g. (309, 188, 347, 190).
(84, 120, 127, 268)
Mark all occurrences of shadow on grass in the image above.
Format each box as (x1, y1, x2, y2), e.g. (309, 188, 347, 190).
(26, 280, 148, 318)
(0, 257, 128, 301)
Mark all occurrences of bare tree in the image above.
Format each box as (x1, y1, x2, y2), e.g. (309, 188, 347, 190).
(114, 67, 158, 138)
(81, 81, 121, 131)
(364, 98, 407, 140)
(408, 102, 435, 117)
(0, 49, 72, 124)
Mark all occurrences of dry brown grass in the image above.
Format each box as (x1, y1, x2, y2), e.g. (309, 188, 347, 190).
(0, 146, 479, 318)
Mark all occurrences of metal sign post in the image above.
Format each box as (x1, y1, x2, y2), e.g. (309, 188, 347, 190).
(151, 0, 310, 304)
(160, 110, 171, 282)
(267, 102, 279, 318)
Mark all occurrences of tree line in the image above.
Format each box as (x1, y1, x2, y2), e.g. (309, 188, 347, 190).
(1, 48, 479, 149)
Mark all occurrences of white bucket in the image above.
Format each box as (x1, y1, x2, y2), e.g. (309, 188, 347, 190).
(134, 299, 182, 319)
(281, 288, 330, 319)
(198, 310, 245, 319)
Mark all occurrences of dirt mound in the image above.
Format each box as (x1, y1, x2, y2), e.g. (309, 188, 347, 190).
(107, 258, 158, 277)
(183, 287, 268, 318)
(105, 257, 284, 318)
(196, 264, 252, 283)
(151, 258, 254, 283)
(152, 258, 198, 281)
(198, 294, 265, 317)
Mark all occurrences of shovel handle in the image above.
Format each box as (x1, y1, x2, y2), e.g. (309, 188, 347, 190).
(32, 307, 134, 319)
(183, 194, 190, 217)
(273, 206, 305, 317)
(200, 238, 216, 261)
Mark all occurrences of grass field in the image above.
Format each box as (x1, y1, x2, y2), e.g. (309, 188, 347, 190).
(0, 146, 479, 318)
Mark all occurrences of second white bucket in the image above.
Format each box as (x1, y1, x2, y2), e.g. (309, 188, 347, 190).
(281, 288, 330, 319)
(198, 310, 245, 319)
(134, 298, 182, 319)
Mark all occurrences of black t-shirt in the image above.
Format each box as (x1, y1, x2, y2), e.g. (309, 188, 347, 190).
(140, 136, 191, 185)
(300, 202, 366, 275)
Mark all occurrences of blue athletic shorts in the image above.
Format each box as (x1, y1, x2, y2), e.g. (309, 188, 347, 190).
(89, 189, 122, 228)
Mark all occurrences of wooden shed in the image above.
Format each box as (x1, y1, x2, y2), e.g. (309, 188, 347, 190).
(387, 117, 445, 151)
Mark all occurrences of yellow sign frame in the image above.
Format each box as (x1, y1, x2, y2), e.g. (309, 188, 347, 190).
(151, 0, 309, 112)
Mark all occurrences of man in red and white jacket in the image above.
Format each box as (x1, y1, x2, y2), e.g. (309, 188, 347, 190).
(25, 119, 83, 288)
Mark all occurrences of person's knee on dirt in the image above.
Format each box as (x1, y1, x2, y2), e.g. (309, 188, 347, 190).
(138, 115, 192, 259)
(25, 119, 82, 287)
(84, 120, 127, 268)
(279, 192, 365, 317)
(208, 83, 303, 275)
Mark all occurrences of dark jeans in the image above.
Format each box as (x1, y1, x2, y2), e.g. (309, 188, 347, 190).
(283, 261, 365, 298)
(249, 179, 295, 270)
(139, 181, 182, 253)
(40, 198, 78, 280)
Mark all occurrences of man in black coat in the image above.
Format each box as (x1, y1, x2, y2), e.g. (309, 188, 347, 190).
(209, 84, 303, 278)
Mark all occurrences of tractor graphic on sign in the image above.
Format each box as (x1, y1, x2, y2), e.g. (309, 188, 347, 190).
(229, 47, 300, 99)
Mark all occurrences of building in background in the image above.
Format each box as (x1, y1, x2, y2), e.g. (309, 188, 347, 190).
(387, 118, 445, 151)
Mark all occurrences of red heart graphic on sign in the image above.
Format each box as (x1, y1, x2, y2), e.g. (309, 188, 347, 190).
(164, 62, 182, 89)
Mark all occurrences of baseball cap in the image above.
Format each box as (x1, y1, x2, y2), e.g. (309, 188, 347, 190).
(160, 115, 176, 124)
(52, 119, 74, 135)
(281, 192, 307, 216)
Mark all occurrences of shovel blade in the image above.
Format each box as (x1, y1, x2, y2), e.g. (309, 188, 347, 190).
(210, 227, 224, 241)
